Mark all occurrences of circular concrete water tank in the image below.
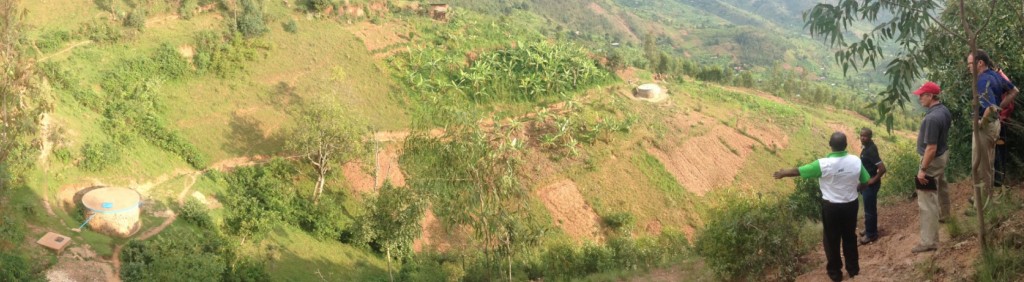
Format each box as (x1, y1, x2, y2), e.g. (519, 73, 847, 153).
(81, 187, 142, 238)
(635, 83, 663, 99)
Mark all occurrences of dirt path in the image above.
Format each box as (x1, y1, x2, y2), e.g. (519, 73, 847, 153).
(38, 40, 91, 62)
(795, 180, 983, 281)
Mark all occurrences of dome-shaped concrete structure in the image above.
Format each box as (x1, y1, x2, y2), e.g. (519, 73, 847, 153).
(81, 187, 142, 237)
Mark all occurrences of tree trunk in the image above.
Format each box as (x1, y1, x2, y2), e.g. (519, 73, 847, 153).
(313, 173, 325, 205)
(961, 1, 987, 248)
(506, 236, 513, 282)
(386, 247, 394, 282)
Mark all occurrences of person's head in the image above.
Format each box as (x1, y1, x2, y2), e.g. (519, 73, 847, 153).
(914, 81, 941, 107)
(859, 127, 873, 144)
(829, 131, 847, 152)
(968, 50, 994, 74)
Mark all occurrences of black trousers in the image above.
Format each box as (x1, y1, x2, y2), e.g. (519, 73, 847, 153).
(821, 199, 859, 280)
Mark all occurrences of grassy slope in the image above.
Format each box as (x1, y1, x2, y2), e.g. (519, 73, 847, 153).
(15, 0, 917, 280)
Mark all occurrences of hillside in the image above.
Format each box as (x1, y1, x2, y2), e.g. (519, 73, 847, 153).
(2, 0, 1011, 281)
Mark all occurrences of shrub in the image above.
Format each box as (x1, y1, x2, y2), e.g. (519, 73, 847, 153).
(694, 196, 806, 280)
(180, 198, 212, 228)
(179, 0, 198, 20)
(602, 211, 635, 233)
(580, 243, 614, 274)
(78, 19, 123, 43)
(222, 159, 300, 242)
(787, 171, 822, 222)
(80, 141, 121, 171)
(152, 43, 192, 80)
(303, 0, 333, 12)
(120, 229, 231, 281)
(299, 197, 353, 240)
(236, 0, 268, 38)
(397, 254, 449, 282)
(224, 258, 271, 282)
(53, 147, 73, 164)
(0, 252, 39, 281)
(124, 9, 147, 31)
(541, 243, 582, 279)
(877, 140, 919, 200)
(193, 31, 266, 78)
(36, 30, 74, 53)
(282, 20, 297, 34)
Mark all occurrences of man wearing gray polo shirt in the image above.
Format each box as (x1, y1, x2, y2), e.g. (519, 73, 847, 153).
(912, 81, 952, 253)
(774, 132, 869, 282)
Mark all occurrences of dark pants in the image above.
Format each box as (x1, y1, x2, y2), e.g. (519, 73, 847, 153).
(861, 184, 880, 238)
(822, 199, 859, 281)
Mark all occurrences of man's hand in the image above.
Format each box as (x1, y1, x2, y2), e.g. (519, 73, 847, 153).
(917, 170, 929, 185)
(773, 170, 786, 179)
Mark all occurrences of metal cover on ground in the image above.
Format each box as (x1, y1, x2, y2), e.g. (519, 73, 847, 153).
(81, 187, 141, 213)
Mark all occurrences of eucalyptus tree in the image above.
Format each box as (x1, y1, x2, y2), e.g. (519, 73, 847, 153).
(1, 0, 49, 190)
(404, 111, 544, 281)
(285, 97, 368, 205)
(804, 0, 1013, 247)
(357, 181, 426, 282)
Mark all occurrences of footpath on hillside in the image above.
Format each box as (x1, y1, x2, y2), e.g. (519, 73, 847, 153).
(795, 180, 1023, 281)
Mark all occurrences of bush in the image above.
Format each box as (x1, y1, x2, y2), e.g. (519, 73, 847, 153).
(787, 171, 822, 222)
(224, 258, 271, 282)
(299, 197, 353, 240)
(877, 140, 919, 200)
(120, 228, 235, 281)
(236, 0, 268, 38)
(222, 159, 299, 241)
(180, 198, 212, 228)
(37, 30, 74, 53)
(398, 254, 449, 282)
(0, 253, 40, 282)
(124, 9, 147, 31)
(303, 0, 333, 12)
(152, 43, 192, 80)
(193, 31, 266, 78)
(53, 147, 73, 164)
(580, 243, 614, 274)
(541, 243, 583, 279)
(602, 211, 635, 233)
(78, 19, 123, 43)
(694, 196, 807, 280)
(179, 0, 198, 20)
(80, 141, 121, 171)
(282, 20, 297, 34)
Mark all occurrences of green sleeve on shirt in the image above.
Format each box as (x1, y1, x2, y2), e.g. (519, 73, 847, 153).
(859, 166, 870, 184)
(798, 160, 821, 179)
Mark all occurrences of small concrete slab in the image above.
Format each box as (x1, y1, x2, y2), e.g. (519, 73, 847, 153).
(37, 232, 72, 255)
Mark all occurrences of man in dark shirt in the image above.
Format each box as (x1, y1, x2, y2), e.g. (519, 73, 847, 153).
(913, 81, 952, 253)
(968, 50, 1017, 204)
(858, 128, 886, 244)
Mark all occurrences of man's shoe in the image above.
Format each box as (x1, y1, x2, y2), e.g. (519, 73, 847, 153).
(911, 245, 936, 253)
(859, 235, 877, 245)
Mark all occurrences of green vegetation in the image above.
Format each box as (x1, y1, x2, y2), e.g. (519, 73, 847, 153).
(352, 182, 427, 280)
(120, 226, 269, 282)
(285, 97, 368, 205)
(695, 194, 809, 280)
(8, 0, 1023, 281)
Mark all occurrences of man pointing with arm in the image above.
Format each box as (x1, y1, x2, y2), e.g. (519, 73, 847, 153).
(774, 132, 869, 282)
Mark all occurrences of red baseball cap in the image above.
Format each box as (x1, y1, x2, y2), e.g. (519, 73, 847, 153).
(913, 81, 941, 96)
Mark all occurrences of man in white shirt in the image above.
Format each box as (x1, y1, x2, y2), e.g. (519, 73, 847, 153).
(774, 132, 870, 282)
